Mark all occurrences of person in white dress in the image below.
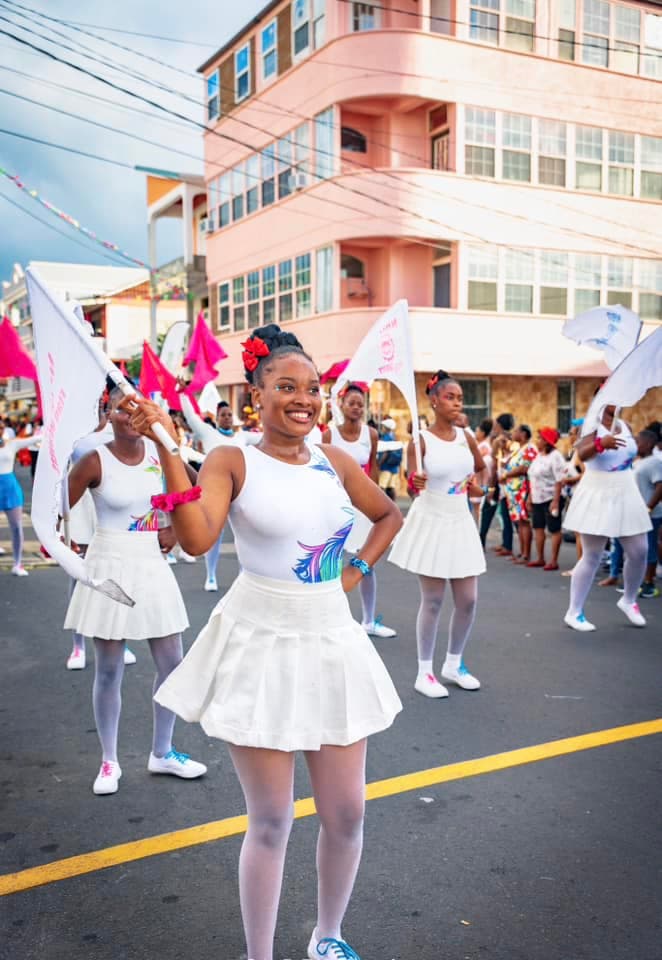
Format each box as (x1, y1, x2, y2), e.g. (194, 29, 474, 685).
(126, 323, 402, 960)
(323, 384, 397, 639)
(390, 370, 487, 699)
(65, 386, 207, 795)
(563, 404, 650, 631)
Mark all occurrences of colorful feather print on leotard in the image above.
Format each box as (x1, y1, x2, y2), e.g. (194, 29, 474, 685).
(293, 508, 354, 583)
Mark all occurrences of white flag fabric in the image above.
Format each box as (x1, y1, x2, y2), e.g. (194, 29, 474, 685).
(563, 305, 642, 371)
(198, 380, 222, 416)
(331, 300, 420, 451)
(581, 327, 662, 436)
(160, 320, 189, 376)
(26, 268, 133, 603)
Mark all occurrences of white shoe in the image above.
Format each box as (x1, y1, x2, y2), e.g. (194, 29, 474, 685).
(166, 553, 177, 565)
(204, 577, 218, 592)
(307, 931, 363, 960)
(148, 749, 207, 779)
(66, 648, 86, 670)
(362, 618, 397, 638)
(414, 672, 449, 699)
(93, 760, 121, 795)
(616, 597, 646, 627)
(11, 564, 28, 576)
(123, 647, 137, 665)
(178, 550, 197, 564)
(564, 611, 596, 632)
(441, 661, 481, 690)
(0, 545, 5, 554)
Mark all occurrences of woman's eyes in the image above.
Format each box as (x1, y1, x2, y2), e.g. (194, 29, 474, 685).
(275, 384, 320, 395)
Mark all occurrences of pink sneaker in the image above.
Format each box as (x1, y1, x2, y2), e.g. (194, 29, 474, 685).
(93, 761, 122, 795)
(616, 597, 646, 627)
(414, 672, 449, 699)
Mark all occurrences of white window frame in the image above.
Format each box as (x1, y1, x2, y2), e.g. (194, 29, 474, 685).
(292, 0, 312, 59)
(351, 3, 381, 32)
(235, 42, 251, 103)
(206, 70, 220, 122)
(261, 19, 278, 81)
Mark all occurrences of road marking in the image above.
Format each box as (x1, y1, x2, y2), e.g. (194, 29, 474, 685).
(1, 718, 660, 897)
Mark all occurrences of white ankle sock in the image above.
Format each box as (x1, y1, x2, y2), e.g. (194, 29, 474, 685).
(417, 659, 434, 677)
(444, 653, 462, 671)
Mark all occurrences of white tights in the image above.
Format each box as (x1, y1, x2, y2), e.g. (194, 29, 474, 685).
(93, 632, 183, 762)
(5, 506, 23, 566)
(416, 575, 478, 663)
(568, 532, 647, 615)
(229, 739, 367, 960)
(359, 571, 376, 625)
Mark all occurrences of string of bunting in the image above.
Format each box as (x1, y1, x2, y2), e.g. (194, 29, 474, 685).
(0, 166, 195, 301)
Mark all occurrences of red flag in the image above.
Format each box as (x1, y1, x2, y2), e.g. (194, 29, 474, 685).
(139, 341, 181, 410)
(184, 312, 227, 392)
(320, 359, 350, 384)
(0, 316, 38, 380)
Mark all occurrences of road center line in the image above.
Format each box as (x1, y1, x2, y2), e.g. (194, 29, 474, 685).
(1, 718, 660, 897)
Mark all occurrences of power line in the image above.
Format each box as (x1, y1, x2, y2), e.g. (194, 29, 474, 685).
(59, 18, 216, 47)
(0, 125, 135, 167)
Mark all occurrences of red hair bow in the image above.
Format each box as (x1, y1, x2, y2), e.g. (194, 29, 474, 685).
(241, 336, 270, 372)
(427, 374, 439, 392)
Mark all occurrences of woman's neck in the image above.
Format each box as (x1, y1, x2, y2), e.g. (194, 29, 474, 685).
(108, 436, 144, 464)
(258, 429, 310, 464)
(430, 415, 456, 439)
(339, 419, 362, 439)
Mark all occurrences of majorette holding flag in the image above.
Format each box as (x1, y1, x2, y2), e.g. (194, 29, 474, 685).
(331, 300, 422, 470)
(25, 267, 135, 605)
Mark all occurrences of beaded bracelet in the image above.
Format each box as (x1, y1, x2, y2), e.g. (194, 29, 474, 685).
(349, 556, 373, 577)
(594, 436, 606, 454)
(151, 486, 202, 513)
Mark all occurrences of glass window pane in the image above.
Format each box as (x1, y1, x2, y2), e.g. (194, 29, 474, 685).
(465, 108, 496, 145)
(576, 161, 602, 190)
(247, 271, 260, 300)
(468, 245, 498, 279)
(575, 254, 601, 288)
(279, 260, 293, 290)
(642, 48, 662, 79)
(262, 146, 276, 179)
(540, 287, 568, 314)
(505, 17, 534, 50)
(558, 28, 575, 59)
(279, 294, 293, 323)
(294, 22, 310, 54)
(316, 246, 333, 313)
(503, 149, 531, 181)
(505, 249, 534, 280)
(641, 170, 662, 199)
(465, 145, 495, 177)
(639, 260, 662, 292)
(641, 136, 662, 169)
(576, 126, 603, 160)
(219, 282, 229, 304)
(246, 187, 259, 214)
(614, 5, 640, 42)
(612, 41, 639, 74)
(574, 288, 601, 312)
(296, 253, 311, 286)
(296, 288, 312, 317)
(506, 0, 535, 18)
(583, 0, 609, 35)
(539, 156, 566, 186)
(541, 252, 568, 284)
(607, 290, 632, 308)
(607, 257, 632, 288)
(263, 298, 276, 325)
(232, 195, 244, 220)
(262, 265, 276, 297)
(262, 21, 276, 51)
(639, 293, 662, 319)
(314, 108, 334, 179)
(582, 34, 608, 66)
(233, 277, 245, 304)
(468, 281, 497, 310)
(539, 120, 566, 156)
(505, 284, 533, 312)
(608, 132, 634, 164)
(503, 114, 532, 150)
(234, 306, 246, 331)
(236, 45, 249, 74)
(470, 9, 499, 43)
(248, 302, 261, 328)
(608, 166, 633, 196)
(559, 0, 576, 29)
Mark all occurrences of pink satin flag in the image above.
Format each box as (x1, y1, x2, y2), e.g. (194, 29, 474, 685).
(0, 316, 38, 380)
(183, 313, 227, 392)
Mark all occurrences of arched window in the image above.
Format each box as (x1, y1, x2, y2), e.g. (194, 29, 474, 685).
(341, 126, 368, 153)
(341, 255, 365, 279)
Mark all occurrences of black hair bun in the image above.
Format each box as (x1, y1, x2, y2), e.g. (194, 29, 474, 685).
(243, 324, 309, 384)
(425, 368, 453, 395)
(252, 323, 303, 353)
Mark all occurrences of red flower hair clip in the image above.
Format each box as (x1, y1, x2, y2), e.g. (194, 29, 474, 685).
(241, 336, 270, 372)
(427, 374, 439, 392)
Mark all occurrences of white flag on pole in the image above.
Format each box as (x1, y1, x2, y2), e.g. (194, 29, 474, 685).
(562, 304, 642, 371)
(331, 300, 420, 457)
(581, 327, 662, 436)
(160, 320, 189, 375)
(26, 268, 134, 604)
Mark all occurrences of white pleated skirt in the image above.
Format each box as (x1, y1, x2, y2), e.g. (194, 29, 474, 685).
(64, 528, 189, 641)
(389, 490, 486, 579)
(154, 570, 403, 752)
(563, 469, 652, 538)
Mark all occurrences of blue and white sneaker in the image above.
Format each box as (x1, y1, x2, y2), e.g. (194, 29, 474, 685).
(148, 749, 207, 779)
(441, 659, 481, 690)
(362, 616, 396, 638)
(564, 610, 596, 632)
(308, 932, 362, 959)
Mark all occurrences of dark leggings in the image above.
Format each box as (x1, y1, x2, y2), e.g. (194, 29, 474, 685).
(479, 496, 513, 551)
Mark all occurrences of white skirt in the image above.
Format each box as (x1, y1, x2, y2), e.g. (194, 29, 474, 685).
(345, 508, 372, 554)
(389, 490, 486, 579)
(64, 528, 189, 641)
(563, 469, 652, 539)
(154, 571, 403, 752)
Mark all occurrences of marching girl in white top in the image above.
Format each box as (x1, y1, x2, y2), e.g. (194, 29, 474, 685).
(65, 386, 206, 795)
(323, 384, 397, 639)
(127, 324, 402, 960)
(390, 370, 487, 699)
(563, 404, 650, 631)
(0, 432, 38, 575)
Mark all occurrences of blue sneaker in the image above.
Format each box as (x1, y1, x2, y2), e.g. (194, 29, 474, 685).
(308, 933, 362, 959)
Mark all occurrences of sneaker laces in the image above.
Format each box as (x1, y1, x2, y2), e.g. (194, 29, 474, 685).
(100, 761, 115, 777)
(458, 661, 470, 676)
(315, 938, 362, 959)
(164, 749, 189, 764)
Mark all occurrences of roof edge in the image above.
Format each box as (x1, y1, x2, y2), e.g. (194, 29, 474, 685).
(198, 0, 282, 73)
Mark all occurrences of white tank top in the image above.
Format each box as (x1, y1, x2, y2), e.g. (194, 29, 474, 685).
(422, 428, 475, 496)
(91, 443, 165, 532)
(585, 420, 637, 473)
(229, 444, 355, 583)
(329, 422, 371, 474)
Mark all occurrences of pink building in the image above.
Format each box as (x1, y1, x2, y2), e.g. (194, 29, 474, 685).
(199, 0, 662, 430)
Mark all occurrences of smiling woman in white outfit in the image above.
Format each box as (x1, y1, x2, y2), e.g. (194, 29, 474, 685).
(127, 324, 402, 960)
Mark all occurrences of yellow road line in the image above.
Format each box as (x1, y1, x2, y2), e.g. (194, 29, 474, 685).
(1, 718, 660, 897)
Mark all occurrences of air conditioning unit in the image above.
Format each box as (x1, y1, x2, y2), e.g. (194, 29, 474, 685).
(290, 172, 307, 191)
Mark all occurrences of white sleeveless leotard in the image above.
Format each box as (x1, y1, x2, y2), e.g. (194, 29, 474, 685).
(423, 428, 475, 496)
(585, 420, 636, 473)
(329, 422, 371, 475)
(229, 444, 355, 583)
(91, 443, 165, 532)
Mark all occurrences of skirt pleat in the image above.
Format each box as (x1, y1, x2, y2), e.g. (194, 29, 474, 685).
(389, 491, 486, 579)
(64, 528, 189, 641)
(563, 470, 651, 538)
(154, 571, 402, 751)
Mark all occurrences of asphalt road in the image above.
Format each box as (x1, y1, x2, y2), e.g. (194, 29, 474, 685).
(1, 519, 660, 960)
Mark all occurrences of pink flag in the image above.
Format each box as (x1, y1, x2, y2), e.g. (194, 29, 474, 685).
(184, 312, 227, 392)
(0, 316, 38, 380)
(139, 341, 181, 410)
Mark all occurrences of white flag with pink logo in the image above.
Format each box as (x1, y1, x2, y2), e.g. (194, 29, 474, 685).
(26, 268, 133, 603)
(331, 300, 420, 460)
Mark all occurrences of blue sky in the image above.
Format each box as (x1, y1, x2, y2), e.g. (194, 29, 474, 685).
(0, 0, 265, 282)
